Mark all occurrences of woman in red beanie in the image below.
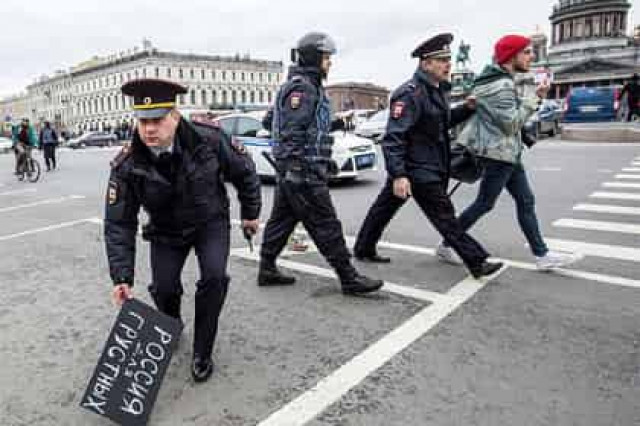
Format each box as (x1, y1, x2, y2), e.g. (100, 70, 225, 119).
(437, 34, 582, 271)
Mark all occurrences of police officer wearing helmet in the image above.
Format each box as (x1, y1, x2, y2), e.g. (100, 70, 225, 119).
(259, 32, 383, 295)
(105, 78, 261, 382)
(353, 33, 503, 279)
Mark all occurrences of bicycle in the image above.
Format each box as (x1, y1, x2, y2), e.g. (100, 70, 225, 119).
(15, 145, 41, 183)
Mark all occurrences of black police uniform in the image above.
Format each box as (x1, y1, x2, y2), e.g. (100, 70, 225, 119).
(104, 79, 261, 381)
(354, 34, 501, 278)
(258, 33, 382, 294)
(620, 75, 640, 121)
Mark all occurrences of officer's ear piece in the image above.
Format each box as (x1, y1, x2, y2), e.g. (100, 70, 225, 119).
(290, 48, 297, 63)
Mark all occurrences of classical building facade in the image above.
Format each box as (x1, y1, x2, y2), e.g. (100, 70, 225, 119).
(325, 82, 389, 113)
(1, 41, 283, 132)
(532, 0, 640, 98)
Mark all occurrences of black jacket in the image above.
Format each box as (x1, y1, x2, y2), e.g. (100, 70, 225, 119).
(104, 118, 261, 285)
(382, 69, 474, 183)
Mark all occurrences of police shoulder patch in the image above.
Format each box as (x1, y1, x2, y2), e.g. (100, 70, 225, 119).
(391, 101, 406, 119)
(230, 137, 247, 155)
(107, 180, 119, 205)
(289, 92, 303, 109)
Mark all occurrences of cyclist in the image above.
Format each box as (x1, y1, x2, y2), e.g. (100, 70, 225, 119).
(11, 118, 38, 175)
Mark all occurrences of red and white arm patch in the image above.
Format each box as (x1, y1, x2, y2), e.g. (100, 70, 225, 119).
(289, 92, 303, 109)
(391, 101, 405, 119)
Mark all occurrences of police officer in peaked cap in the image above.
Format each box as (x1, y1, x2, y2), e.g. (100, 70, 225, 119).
(259, 32, 384, 295)
(353, 33, 503, 279)
(105, 78, 261, 382)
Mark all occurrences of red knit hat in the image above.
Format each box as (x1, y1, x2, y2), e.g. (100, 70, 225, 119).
(494, 35, 531, 65)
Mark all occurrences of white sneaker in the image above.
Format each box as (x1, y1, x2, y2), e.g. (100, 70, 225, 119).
(436, 242, 463, 265)
(536, 251, 583, 271)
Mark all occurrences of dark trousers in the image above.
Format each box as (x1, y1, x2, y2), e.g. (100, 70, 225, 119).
(355, 178, 488, 269)
(627, 105, 640, 122)
(43, 144, 57, 170)
(148, 220, 230, 359)
(260, 178, 354, 275)
(451, 159, 548, 257)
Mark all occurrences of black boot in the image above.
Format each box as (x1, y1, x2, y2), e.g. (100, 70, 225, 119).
(354, 252, 391, 264)
(338, 266, 384, 295)
(258, 261, 296, 286)
(191, 355, 214, 383)
(470, 261, 504, 279)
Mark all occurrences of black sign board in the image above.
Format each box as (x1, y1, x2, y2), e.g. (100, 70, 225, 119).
(80, 298, 183, 426)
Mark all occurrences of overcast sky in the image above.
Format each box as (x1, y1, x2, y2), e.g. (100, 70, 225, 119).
(1, 0, 638, 98)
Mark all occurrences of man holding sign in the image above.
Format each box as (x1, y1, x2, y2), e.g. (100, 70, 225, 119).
(105, 78, 261, 382)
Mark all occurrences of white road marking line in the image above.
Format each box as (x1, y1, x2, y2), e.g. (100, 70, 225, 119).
(230, 247, 449, 304)
(257, 273, 504, 426)
(0, 195, 85, 214)
(545, 238, 640, 263)
(573, 203, 640, 216)
(553, 218, 640, 235)
(533, 167, 562, 172)
(603, 182, 640, 189)
(0, 188, 37, 196)
(590, 192, 640, 201)
(615, 174, 640, 180)
(622, 168, 640, 173)
(0, 218, 98, 242)
(230, 220, 640, 289)
(633, 162, 640, 167)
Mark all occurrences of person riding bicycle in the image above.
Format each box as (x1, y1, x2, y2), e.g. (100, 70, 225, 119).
(11, 118, 38, 175)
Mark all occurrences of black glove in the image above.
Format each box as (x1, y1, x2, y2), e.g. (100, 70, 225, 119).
(521, 128, 537, 149)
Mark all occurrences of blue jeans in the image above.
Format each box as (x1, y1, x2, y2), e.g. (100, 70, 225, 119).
(449, 159, 549, 257)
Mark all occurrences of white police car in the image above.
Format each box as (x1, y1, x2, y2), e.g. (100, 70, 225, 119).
(214, 111, 378, 181)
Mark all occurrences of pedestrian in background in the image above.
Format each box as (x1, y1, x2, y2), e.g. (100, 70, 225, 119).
(39, 121, 59, 171)
(438, 34, 581, 271)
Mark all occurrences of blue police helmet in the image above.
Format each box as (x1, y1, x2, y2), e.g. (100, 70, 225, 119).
(293, 32, 337, 67)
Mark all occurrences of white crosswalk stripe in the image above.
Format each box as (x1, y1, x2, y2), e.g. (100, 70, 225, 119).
(573, 204, 640, 216)
(615, 174, 640, 180)
(603, 182, 640, 189)
(622, 168, 640, 173)
(590, 192, 640, 201)
(553, 218, 640, 235)
(546, 238, 640, 263)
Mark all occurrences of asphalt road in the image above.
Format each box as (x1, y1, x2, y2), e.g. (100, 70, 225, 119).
(1, 138, 640, 425)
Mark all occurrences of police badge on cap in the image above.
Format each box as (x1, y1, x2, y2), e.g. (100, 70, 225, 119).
(121, 79, 188, 119)
(411, 33, 454, 59)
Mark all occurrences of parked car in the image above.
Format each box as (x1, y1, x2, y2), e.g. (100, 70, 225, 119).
(214, 112, 379, 181)
(562, 86, 620, 123)
(67, 131, 118, 149)
(524, 100, 562, 138)
(0, 136, 13, 153)
(354, 109, 389, 141)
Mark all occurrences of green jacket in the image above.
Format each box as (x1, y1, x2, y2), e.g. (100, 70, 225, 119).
(11, 124, 39, 147)
(457, 64, 538, 164)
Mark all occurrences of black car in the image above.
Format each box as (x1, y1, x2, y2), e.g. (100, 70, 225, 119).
(67, 131, 118, 149)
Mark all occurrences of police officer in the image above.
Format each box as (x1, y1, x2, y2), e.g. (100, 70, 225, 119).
(105, 78, 261, 382)
(353, 33, 503, 279)
(258, 32, 383, 295)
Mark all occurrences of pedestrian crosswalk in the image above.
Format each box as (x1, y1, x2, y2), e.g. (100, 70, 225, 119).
(549, 155, 640, 272)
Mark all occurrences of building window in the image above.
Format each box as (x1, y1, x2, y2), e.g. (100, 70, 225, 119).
(250, 91, 255, 104)
(107, 97, 112, 112)
(241, 91, 246, 104)
(190, 69, 195, 79)
(115, 96, 119, 111)
(201, 69, 205, 80)
(241, 72, 245, 82)
(179, 69, 184, 79)
(167, 68, 172, 78)
(135, 70, 139, 79)
(259, 73, 263, 83)
(259, 91, 264, 103)
(232, 71, 236, 81)
(190, 90, 196, 105)
(268, 91, 273, 104)
(127, 73, 131, 81)
(212, 90, 217, 105)
(212, 70, 216, 80)
(250, 73, 254, 82)
(201, 90, 207, 106)
(155, 67, 160, 78)
(222, 90, 228, 105)
(222, 71, 227, 81)
(143, 68, 147, 78)
(231, 91, 237, 106)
